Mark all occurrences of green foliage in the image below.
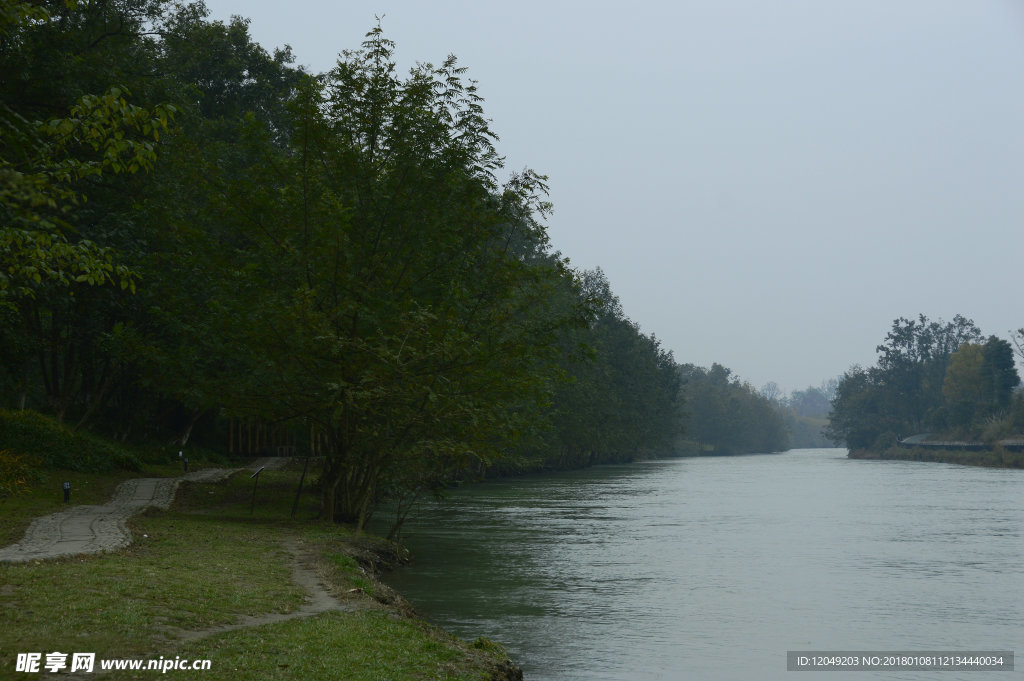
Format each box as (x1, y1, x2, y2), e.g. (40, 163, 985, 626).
(855, 444, 1024, 469)
(0, 409, 141, 471)
(940, 336, 1021, 433)
(678, 363, 789, 455)
(982, 336, 1019, 409)
(0, 0, 180, 427)
(150, 24, 586, 528)
(0, 0, 760, 531)
(783, 414, 832, 449)
(786, 386, 832, 418)
(942, 343, 988, 427)
(0, 447, 39, 497)
(329, 553, 376, 596)
(540, 268, 681, 468)
(0, 84, 172, 298)
(772, 382, 836, 448)
(828, 316, 1021, 448)
(872, 314, 981, 431)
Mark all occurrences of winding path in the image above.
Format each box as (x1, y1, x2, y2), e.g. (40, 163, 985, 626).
(165, 537, 369, 645)
(0, 458, 287, 563)
(2, 458, 380, 679)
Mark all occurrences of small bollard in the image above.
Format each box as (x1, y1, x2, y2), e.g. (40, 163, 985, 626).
(62, 481, 70, 503)
(249, 466, 265, 515)
(183, 457, 189, 473)
(291, 454, 311, 519)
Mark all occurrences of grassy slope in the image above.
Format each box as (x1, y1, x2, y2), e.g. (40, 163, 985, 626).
(0, 467, 517, 680)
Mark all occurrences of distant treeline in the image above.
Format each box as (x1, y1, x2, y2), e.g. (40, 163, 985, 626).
(759, 380, 836, 449)
(826, 315, 1024, 452)
(677, 364, 789, 455)
(0, 0, 788, 527)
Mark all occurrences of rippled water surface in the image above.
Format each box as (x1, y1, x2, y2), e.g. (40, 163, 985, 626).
(378, 449, 1024, 680)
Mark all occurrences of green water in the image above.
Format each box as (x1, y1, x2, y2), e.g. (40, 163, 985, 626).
(378, 449, 1023, 680)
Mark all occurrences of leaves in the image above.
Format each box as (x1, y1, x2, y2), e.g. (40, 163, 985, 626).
(829, 316, 1018, 448)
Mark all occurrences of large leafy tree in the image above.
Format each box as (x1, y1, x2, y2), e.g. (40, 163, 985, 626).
(824, 365, 898, 450)
(198, 27, 580, 528)
(872, 314, 981, 432)
(981, 336, 1019, 411)
(942, 337, 1020, 430)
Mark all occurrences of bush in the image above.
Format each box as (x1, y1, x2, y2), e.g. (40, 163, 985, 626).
(0, 449, 41, 498)
(0, 410, 141, 472)
(872, 431, 898, 451)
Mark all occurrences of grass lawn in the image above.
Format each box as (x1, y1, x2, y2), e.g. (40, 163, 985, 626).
(0, 466, 516, 680)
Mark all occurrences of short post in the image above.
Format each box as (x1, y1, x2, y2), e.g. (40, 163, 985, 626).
(62, 481, 70, 503)
(249, 466, 265, 515)
(290, 455, 311, 519)
(183, 457, 189, 473)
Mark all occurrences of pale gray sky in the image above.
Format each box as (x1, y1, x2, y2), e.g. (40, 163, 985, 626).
(203, 0, 1024, 394)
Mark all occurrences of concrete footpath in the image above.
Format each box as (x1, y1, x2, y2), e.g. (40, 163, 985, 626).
(0, 458, 287, 563)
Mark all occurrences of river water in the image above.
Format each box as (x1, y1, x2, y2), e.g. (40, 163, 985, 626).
(379, 449, 1023, 680)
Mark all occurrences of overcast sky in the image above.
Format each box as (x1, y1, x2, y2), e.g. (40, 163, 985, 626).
(203, 0, 1024, 394)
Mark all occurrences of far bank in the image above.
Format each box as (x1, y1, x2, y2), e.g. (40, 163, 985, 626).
(848, 445, 1024, 468)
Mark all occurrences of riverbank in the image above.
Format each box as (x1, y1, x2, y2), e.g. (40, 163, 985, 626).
(848, 445, 1024, 468)
(0, 464, 522, 680)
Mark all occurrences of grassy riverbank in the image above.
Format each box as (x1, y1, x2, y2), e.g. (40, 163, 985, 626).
(0, 465, 520, 680)
(849, 446, 1024, 468)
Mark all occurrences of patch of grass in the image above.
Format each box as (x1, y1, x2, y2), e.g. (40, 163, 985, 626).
(102, 610, 498, 681)
(0, 508, 307, 659)
(855, 445, 1024, 468)
(328, 552, 377, 597)
(0, 468, 141, 545)
(0, 409, 143, 472)
(0, 464, 519, 681)
(175, 467, 322, 522)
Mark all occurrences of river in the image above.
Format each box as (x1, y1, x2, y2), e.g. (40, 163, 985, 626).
(378, 448, 1023, 680)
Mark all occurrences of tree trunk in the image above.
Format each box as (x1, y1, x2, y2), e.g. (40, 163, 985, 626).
(176, 410, 203, 447)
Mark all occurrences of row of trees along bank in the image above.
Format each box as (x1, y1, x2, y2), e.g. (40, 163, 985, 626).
(0, 0, 787, 529)
(826, 315, 1024, 452)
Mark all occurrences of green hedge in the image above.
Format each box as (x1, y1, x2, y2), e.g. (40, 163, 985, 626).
(0, 410, 142, 472)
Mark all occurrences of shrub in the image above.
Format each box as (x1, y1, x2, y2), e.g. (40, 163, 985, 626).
(0, 449, 40, 498)
(0, 410, 141, 472)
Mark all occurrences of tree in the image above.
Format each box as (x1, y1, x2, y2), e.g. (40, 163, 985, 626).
(680, 363, 788, 454)
(942, 343, 987, 428)
(982, 336, 1019, 411)
(818, 377, 839, 403)
(542, 268, 681, 467)
(788, 386, 831, 418)
(828, 316, 1015, 450)
(825, 365, 902, 449)
(0, 0, 174, 420)
(761, 381, 783, 403)
(195, 27, 581, 529)
(106, 3, 305, 442)
(874, 314, 981, 431)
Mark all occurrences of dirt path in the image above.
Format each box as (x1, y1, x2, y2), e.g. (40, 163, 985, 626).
(0, 457, 289, 563)
(5, 457, 382, 680)
(165, 538, 371, 645)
